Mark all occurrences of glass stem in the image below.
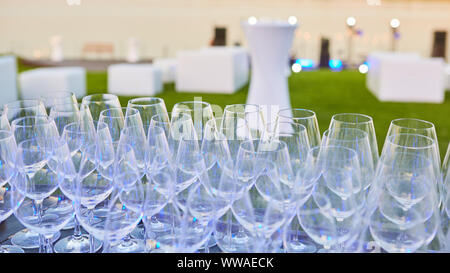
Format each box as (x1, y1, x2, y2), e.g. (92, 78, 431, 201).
(88, 208, 95, 253)
(227, 209, 232, 247)
(44, 237, 54, 253)
(73, 216, 82, 239)
(34, 200, 46, 253)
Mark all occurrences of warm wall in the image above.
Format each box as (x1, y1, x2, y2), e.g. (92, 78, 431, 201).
(0, 0, 449, 63)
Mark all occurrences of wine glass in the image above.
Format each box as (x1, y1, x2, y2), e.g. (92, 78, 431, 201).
(73, 142, 114, 252)
(0, 130, 24, 253)
(81, 94, 121, 126)
(276, 108, 321, 148)
(9, 116, 62, 249)
(5, 99, 47, 123)
(11, 137, 74, 253)
(385, 119, 442, 196)
(322, 128, 375, 191)
(329, 113, 379, 167)
(369, 134, 440, 252)
(102, 143, 145, 253)
(53, 122, 102, 253)
(127, 97, 169, 137)
(311, 146, 365, 252)
(232, 177, 287, 252)
(41, 91, 78, 114)
(221, 104, 263, 159)
(171, 101, 215, 143)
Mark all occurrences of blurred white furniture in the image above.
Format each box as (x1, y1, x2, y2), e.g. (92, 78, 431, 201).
(0, 55, 18, 105)
(153, 58, 177, 83)
(49, 35, 64, 62)
(19, 67, 86, 99)
(175, 47, 249, 94)
(366, 52, 445, 103)
(126, 37, 140, 63)
(242, 21, 298, 124)
(108, 63, 162, 96)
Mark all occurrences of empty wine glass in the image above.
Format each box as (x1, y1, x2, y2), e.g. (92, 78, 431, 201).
(81, 94, 121, 126)
(297, 192, 339, 250)
(5, 99, 47, 123)
(73, 142, 114, 252)
(221, 104, 265, 158)
(276, 108, 321, 148)
(53, 122, 102, 253)
(369, 134, 440, 253)
(304, 146, 364, 252)
(329, 113, 379, 167)
(127, 97, 169, 137)
(9, 116, 61, 249)
(11, 137, 74, 253)
(269, 121, 310, 172)
(322, 128, 375, 191)
(0, 130, 24, 253)
(171, 101, 215, 143)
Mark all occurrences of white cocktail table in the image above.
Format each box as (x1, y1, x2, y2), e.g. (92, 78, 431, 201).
(242, 20, 298, 124)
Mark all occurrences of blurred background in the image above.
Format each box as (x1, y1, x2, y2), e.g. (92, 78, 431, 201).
(0, 0, 449, 157)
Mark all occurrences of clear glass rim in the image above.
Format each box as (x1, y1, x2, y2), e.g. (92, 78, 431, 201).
(99, 107, 139, 119)
(323, 128, 368, 142)
(391, 118, 435, 131)
(224, 104, 260, 115)
(11, 115, 51, 128)
(315, 145, 359, 163)
(239, 139, 288, 154)
(63, 122, 82, 134)
(173, 101, 212, 110)
(387, 133, 435, 150)
(268, 121, 307, 133)
(278, 108, 316, 119)
(82, 94, 119, 103)
(6, 99, 44, 109)
(151, 113, 171, 124)
(128, 97, 164, 107)
(331, 113, 373, 125)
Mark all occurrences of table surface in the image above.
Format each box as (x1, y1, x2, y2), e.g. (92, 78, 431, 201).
(0, 216, 222, 253)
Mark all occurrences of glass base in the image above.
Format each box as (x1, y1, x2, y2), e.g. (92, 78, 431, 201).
(285, 240, 317, 253)
(215, 234, 251, 253)
(54, 234, 102, 253)
(0, 245, 24, 253)
(11, 229, 61, 249)
(109, 239, 146, 253)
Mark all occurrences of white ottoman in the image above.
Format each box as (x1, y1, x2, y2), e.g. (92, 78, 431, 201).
(366, 52, 445, 103)
(153, 58, 177, 83)
(107, 64, 163, 96)
(19, 67, 86, 99)
(0, 55, 18, 105)
(175, 47, 249, 94)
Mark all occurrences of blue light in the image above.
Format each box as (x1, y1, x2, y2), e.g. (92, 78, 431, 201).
(295, 59, 315, 69)
(329, 59, 343, 70)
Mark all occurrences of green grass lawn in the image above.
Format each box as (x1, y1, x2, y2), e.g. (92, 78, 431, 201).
(18, 61, 450, 159)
